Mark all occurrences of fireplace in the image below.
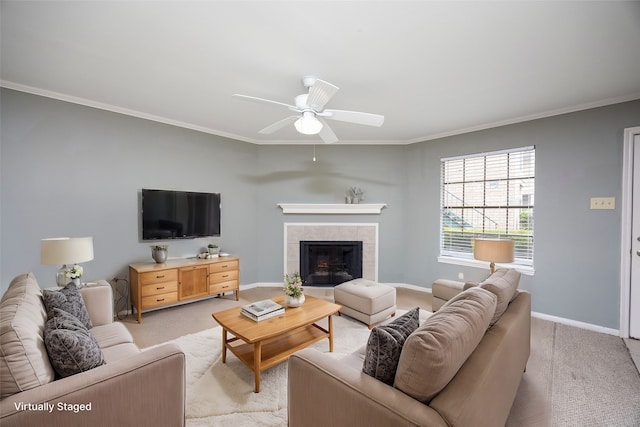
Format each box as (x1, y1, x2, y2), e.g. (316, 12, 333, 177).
(300, 241, 363, 286)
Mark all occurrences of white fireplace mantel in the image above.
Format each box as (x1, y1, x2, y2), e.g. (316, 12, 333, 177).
(278, 203, 387, 215)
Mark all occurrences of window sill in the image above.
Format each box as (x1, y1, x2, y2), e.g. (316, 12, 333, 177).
(437, 256, 535, 276)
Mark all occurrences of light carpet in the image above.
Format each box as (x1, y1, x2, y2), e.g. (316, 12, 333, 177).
(156, 311, 640, 426)
(168, 314, 373, 427)
(550, 323, 640, 426)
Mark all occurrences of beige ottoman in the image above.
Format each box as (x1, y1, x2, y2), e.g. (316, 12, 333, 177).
(334, 278, 396, 329)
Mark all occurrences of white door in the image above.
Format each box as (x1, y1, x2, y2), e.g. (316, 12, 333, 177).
(630, 133, 640, 338)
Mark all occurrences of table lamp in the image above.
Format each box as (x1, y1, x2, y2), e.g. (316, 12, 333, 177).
(41, 237, 94, 286)
(473, 238, 514, 274)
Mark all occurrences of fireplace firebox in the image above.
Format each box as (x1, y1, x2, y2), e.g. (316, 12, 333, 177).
(300, 241, 363, 286)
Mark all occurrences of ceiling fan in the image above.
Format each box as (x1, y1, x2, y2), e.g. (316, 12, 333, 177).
(233, 76, 384, 144)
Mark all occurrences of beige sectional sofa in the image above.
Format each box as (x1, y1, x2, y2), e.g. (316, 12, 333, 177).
(0, 273, 186, 427)
(288, 269, 530, 427)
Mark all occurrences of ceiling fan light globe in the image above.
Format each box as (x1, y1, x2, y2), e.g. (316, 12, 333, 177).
(294, 112, 323, 135)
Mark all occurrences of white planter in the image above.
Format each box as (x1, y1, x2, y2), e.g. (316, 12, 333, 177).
(285, 294, 305, 308)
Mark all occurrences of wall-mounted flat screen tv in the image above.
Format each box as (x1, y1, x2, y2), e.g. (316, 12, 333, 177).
(141, 189, 221, 240)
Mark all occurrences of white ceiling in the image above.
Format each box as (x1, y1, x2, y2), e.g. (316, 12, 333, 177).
(2, 1, 640, 145)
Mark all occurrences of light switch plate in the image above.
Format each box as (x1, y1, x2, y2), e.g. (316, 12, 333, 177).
(590, 197, 615, 210)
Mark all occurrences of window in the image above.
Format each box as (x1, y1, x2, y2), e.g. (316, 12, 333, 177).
(440, 146, 535, 269)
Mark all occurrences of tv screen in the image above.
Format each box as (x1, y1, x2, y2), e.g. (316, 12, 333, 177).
(141, 189, 221, 240)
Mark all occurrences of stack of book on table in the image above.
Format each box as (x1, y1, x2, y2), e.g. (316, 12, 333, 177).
(241, 299, 285, 322)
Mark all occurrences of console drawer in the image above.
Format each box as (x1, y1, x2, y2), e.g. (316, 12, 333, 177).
(141, 281, 178, 297)
(210, 280, 238, 294)
(209, 260, 239, 274)
(142, 292, 178, 309)
(139, 269, 178, 285)
(209, 270, 238, 284)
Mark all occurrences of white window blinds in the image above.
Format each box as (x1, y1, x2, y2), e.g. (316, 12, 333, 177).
(440, 146, 535, 266)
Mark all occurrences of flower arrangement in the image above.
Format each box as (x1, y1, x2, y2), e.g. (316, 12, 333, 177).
(150, 244, 168, 251)
(65, 264, 83, 279)
(284, 272, 304, 298)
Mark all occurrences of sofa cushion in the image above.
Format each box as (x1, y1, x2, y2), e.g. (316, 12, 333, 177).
(393, 287, 497, 403)
(44, 308, 105, 378)
(479, 269, 521, 325)
(42, 282, 93, 329)
(90, 322, 135, 349)
(0, 273, 55, 398)
(362, 307, 420, 385)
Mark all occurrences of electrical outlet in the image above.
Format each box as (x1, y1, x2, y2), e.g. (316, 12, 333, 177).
(458, 272, 464, 280)
(590, 197, 615, 210)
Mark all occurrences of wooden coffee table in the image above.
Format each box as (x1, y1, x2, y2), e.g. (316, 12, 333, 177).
(212, 295, 341, 392)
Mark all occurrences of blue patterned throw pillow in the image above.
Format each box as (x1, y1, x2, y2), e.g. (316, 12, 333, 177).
(43, 308, 105, 378)
(362, 307, 421, 385)
(42, 282, 93, 329)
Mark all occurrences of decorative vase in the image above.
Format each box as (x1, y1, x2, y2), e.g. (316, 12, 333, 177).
(285, 294, 305, 308)
(152, 249, 168, 263)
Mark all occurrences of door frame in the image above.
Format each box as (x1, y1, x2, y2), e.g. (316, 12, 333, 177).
(620, 126, 640, 338)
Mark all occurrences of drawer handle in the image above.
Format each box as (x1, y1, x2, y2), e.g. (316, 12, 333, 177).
(222, 274, 229, 278)
(157, 298, 165, 302)
(156, 275, 165, 279)
(156, 286, 165, 290)
(222, 285, 229, 289)
(222, 265, 229, 268)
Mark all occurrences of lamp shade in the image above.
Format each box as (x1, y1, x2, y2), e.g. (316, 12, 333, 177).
(473, 238, 514, 263)
(40, 237, 94, 265)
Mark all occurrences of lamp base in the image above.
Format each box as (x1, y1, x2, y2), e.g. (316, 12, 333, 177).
(56, 265, 68, 287)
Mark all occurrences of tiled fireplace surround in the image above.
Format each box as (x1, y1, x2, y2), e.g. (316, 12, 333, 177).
(284, 223, 379, 282)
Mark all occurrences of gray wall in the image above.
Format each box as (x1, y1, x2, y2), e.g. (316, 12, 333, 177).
(0, 89, 260, 293)
(253, 144, 408, 283)
(404, 100, 640, 329)
(2, 88, 639, 329)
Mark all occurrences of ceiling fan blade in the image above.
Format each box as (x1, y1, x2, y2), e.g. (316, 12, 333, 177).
(306, 79, 339, 111)
(323, 109, 385, 127)
(318, 119, 339, 144)
(233, 94, 297, 111)
(258, 116, 299, 134)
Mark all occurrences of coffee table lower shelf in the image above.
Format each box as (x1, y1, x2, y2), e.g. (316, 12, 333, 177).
(223, 323, 332, 392)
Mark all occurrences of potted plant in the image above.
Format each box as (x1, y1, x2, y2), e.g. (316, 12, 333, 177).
(207, 243, 219, 255)
(64, 264, 83, 287)
(284, 272, 305, 307)
(150, 244, 168, 263)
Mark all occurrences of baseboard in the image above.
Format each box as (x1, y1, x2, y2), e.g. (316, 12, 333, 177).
(532, 311, 619, 336)
(243, 281, 432, 293)
(243, 282, 278, 289)
(383, 282, 432, 293)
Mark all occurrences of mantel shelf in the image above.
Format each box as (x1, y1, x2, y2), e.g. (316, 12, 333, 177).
(277, 203, 387, 215)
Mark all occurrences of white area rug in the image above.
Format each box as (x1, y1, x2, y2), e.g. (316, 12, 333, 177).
(168, 314, 373, 427)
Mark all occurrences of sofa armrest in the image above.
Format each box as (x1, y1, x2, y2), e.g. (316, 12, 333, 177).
(0, 343, 185, 427)
(288, 349, 448, 427)
(79, 281, 113, 326)
(463, 280, 480, 290)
